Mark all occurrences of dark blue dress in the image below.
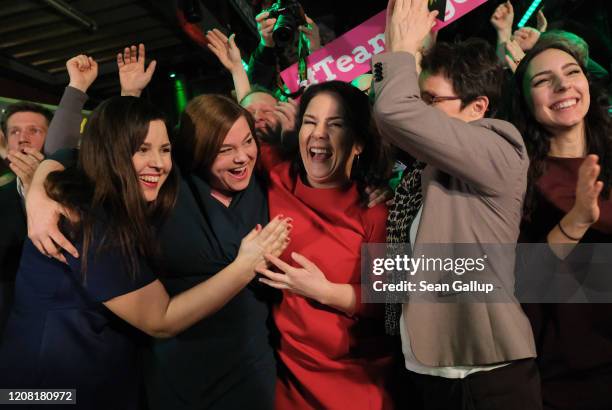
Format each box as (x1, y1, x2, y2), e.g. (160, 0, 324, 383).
(0, 236, 156, 409)
(142, 174, 277, 410)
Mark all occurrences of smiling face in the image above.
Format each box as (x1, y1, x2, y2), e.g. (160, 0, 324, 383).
(209, 115, 257, 199)
(131, 120, 172, 202)
(298, 92, 362, 189)
(523, 48, 590, 134)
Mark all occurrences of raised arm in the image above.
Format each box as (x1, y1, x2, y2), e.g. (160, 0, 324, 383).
(298, 14, 321, 53)
(44, 54, 97, 155)
(373, 53, 525, 195)
(117, 43, 156, 97)
(512, 27, 541, 52)
(504, 39, 526, 73)
(28, 55, 95, 259)
(205, 29, 251, 102)
(374, 0, 523, 195)
(247, 11, 279, 90)
(510, 9, 546, 56)
(29, 45, 157, 261)
(490, 1, 515, 66)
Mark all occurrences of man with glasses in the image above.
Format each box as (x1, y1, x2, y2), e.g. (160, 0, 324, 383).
(372, 0, 539, 408)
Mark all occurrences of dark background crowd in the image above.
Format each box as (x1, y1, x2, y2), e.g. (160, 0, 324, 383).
(1, 1, 612, 409)
(0, 0, 610, 124)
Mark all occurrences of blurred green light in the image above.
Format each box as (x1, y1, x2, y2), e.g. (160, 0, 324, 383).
(517, 0, 542, 28)
(169, 72, 177, 78)
(173, 77, 187, 115)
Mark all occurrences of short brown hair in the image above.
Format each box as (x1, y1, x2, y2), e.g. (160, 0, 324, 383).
(1, 101, 53, 135)
(421, 38, 503, 117)
(174, 94, 256, 178)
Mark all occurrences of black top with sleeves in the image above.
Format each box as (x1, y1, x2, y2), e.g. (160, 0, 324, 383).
(0, 215, 156, 410)
(142, 170, 277, 410)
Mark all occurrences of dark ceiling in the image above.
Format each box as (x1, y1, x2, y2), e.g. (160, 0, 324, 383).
(0, 0, 610, 117)
(0, 0, 201, 103)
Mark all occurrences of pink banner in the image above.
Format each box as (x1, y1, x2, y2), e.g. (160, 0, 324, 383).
(280, 0, 488, 93)
(280, 10, 386, 93)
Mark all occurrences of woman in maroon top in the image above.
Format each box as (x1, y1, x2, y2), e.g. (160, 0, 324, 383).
(513, 36, 612, 409)
(256, 81, 396, 409)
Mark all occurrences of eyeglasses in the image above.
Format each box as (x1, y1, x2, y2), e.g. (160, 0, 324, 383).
(7, 126, 46, 139)
(421, 92, 462, 106)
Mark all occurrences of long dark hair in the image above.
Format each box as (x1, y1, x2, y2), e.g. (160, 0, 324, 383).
(45, 97, 178, 277)
(513, 36, 612, 216)
(292, 81, 393, 204)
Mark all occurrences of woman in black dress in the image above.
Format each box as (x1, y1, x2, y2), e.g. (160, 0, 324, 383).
(0, 96, 289, 410)
(25, 87, 286, 408)
(142, 94, 283, 410)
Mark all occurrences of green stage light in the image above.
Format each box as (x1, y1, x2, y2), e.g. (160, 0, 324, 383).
(517, 0, 542, 28)
(173, 76, 187, 114)
(169, 72, 177, 79)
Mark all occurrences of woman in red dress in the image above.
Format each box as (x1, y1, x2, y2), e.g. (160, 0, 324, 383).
(257, 81, 396, 409)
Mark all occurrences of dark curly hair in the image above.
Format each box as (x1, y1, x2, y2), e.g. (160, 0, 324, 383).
(291, 81, 393, 205)
(512, 35, 612, 217)
(421, 38, 504, 118)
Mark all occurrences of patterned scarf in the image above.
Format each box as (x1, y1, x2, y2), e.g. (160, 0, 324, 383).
(385, 161, 426, 335)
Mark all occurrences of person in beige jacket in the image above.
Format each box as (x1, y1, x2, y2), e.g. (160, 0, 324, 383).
(372, 0, 541, 408)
